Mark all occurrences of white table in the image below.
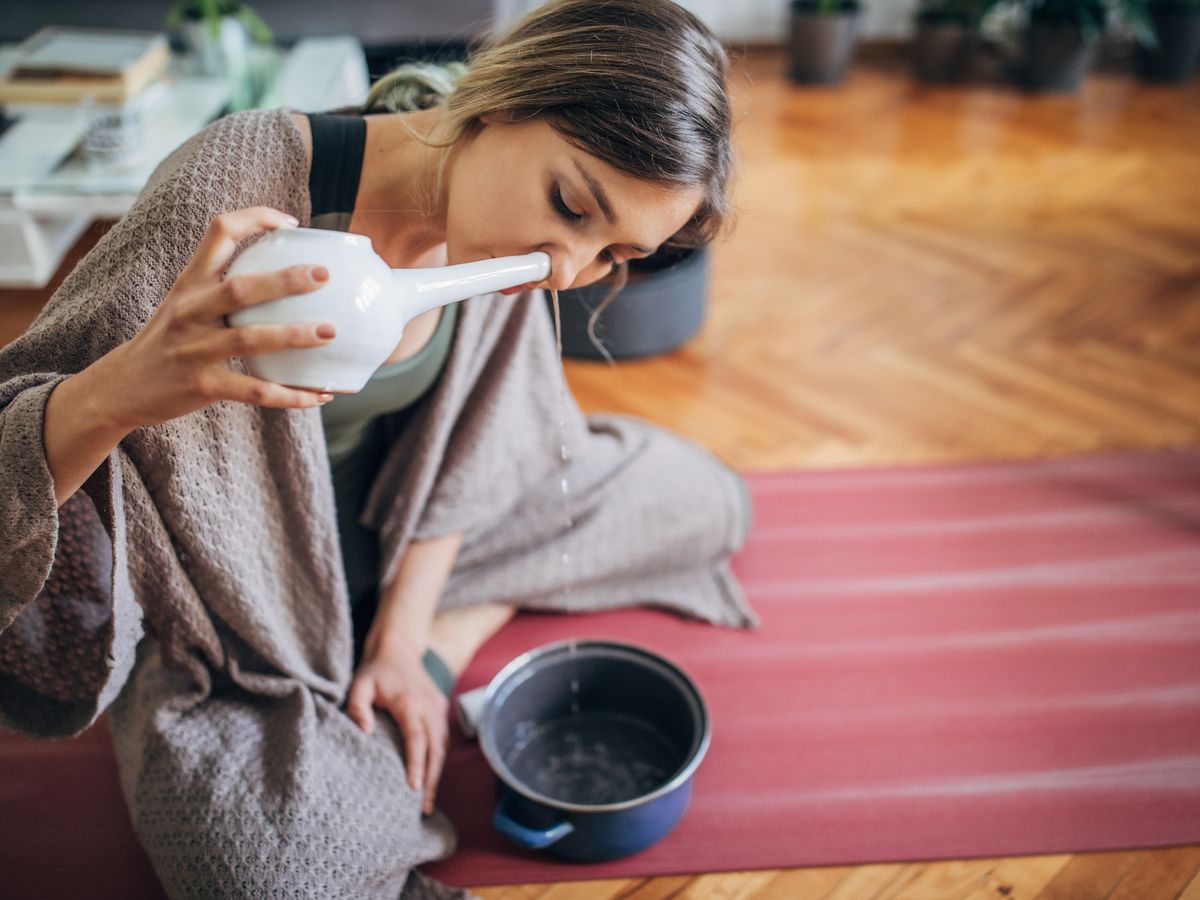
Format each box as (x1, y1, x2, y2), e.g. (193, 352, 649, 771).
(0, 36, 369, 287)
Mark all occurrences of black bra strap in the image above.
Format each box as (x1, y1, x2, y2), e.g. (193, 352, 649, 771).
(306, 113, 367, 218)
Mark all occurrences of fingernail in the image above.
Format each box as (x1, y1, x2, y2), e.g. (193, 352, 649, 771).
(318, 393, 334, 404)
(311, 266, 329, 282)
(284, 215, 299, 226)
(316, 322, 336, 339)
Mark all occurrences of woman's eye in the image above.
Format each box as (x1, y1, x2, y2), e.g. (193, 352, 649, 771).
(551, 185, 583, 223)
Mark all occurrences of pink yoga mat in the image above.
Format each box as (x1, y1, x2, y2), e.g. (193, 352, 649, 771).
(2, 449, 1198, 898)
(425, 448, 1200, 888)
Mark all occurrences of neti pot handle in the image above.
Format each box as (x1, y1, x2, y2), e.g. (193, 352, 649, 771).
(492, 792, 575, 850)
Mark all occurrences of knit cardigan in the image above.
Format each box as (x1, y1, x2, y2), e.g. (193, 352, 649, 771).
(0, 109, 754, 899)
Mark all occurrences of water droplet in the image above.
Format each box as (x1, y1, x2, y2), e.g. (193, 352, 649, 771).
(553, 287, 574, 603)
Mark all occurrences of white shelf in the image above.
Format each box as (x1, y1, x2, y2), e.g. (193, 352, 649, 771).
(0, 210, 90, 287)
(0, 36, 370, 288)
(12, 77, 231, 216)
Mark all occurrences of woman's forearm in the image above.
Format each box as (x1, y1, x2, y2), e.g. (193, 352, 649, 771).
(365, 530, 465, 658)
(44, 352, 137, 508)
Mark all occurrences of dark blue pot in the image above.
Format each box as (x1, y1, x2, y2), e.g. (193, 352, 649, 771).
(475, 640, 710, 861)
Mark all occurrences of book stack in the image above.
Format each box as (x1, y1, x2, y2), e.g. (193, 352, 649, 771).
(0, 27, 170, 106)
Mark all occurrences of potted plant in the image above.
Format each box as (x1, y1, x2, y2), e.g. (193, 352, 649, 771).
(787, 0, 863, 85)
(914, 0, 985, 82)
(166, 0, 273, 78)
(981, 0, 1155, 90)
(1136, 0, 1200, 80)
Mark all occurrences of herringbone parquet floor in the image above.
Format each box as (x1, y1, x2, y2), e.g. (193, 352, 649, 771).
(2, 45, 1197, 900)
(567, 49, 1200, 473)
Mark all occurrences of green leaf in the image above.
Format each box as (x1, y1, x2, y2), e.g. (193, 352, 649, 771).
(165, 0, 272, 43)
(236, 6, 274, 44)
(1120, 0, 1159, 46)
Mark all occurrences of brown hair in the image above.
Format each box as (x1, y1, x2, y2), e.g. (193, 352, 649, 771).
(364, 0, 734, 359)
(364, 0, 734, 253)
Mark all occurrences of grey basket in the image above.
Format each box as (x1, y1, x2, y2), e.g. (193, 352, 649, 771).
(551, 246, 709, 361)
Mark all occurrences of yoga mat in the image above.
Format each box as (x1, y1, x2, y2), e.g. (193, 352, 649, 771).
(2, 449, 1198, 898)
(425, 448, 1200, 888)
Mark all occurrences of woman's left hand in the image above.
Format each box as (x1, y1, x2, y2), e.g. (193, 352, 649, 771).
(348, 645, 450, 815)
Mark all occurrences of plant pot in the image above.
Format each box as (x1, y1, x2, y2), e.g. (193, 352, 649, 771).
(1136, 4, 1200, 82)
(787, 0, 862, 85)
(914, 14, 973, 83)
(181, 16, 250, 77)
(1022, 20, 1099, 91)
(552, 246, 709, 361)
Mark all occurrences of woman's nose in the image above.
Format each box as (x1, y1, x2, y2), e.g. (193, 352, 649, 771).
(543, 250, 588, 293)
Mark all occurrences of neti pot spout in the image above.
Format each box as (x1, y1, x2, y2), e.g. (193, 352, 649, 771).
(393, 251, 551, 323)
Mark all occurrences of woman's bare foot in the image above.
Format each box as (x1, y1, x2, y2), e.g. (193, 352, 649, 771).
(427, 602, 516, 678)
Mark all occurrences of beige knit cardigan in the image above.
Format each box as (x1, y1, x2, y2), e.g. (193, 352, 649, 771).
(0, 109, 754, 899)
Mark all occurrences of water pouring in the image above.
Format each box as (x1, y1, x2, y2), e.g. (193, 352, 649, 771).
(226, 226, 550, 393)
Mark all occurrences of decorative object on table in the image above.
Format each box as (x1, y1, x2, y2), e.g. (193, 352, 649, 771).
(1136, 0, 1200, 80)
(787, 0, 863, 85)
(913, 0, 986, 81)
(981, 0, 1156, 90)
(79, 97, 148, 168)
(551, 245, 709, 361)
(455, 640, 711, 862)
(0, 27, 169, 105)
(166, 0, 273, 107)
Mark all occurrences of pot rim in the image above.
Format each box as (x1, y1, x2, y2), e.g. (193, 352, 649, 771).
(478, 639, 712, 814)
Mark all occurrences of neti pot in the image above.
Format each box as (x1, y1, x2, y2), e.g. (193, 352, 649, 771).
(226, 226, 551, 393)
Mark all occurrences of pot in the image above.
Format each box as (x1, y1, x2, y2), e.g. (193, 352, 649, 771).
(788, 0, 862, 85)
(1022, 20, 1099, 91)
(456, 640, 711, 861)
(914, 14, 973, 83)
(180, 16, 249, 78)
(1137, 4, 1200, 83)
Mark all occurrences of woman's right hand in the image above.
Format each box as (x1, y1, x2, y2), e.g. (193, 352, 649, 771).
(347, 642, 451, 816)
(102, 206, 337, 430)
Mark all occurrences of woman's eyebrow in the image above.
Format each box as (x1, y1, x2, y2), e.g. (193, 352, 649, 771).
(571, 160, 653, 255)
(572, 159, 617, 224)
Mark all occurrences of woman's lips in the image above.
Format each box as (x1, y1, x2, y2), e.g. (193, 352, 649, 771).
(500, 282, 537, 295)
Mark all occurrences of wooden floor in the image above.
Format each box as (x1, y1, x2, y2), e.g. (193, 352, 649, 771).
(2, 46, 1198, 900)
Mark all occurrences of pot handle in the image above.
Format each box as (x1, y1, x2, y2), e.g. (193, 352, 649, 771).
(492, 792, 575, 849)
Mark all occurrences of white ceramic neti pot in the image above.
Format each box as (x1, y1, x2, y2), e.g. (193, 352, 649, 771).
(226, 227, 550, 392)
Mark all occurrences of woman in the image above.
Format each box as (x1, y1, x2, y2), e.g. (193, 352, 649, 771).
(0, 1, 754, 896)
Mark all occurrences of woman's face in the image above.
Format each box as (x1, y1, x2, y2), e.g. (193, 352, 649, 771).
(443, 117, 705, 293)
